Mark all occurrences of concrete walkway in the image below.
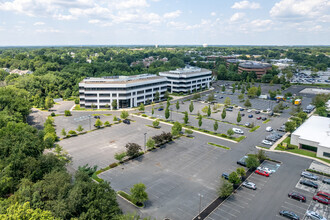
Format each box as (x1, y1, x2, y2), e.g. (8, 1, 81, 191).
(269, 132, 289, 150)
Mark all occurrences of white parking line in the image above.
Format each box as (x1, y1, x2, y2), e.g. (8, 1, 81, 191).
(226, 200, 247, 208)
(221, 203, 241, 213)
(233, 193, 252, 201)
(215, 209, 237, 218)
(237, 189, 256, 197)
(284, 201, 309, 211)
(281, 205, 305, 216)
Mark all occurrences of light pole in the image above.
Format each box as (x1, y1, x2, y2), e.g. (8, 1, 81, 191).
(144, 133, 147, 152)
(198, 193, 203, 219)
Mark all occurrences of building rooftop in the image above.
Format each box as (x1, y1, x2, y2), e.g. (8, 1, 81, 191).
(239, 61, 272, 69)
(292, 115, 330, 149)
(80, 74, 166, 85)
(159, 66, 211, 76)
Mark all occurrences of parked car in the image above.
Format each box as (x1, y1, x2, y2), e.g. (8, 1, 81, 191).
(257, 166, 275, 174)
(265, 135, 277, 142)
(288, 192, 306, 202)
(279, 210, 300, 220)
(241, 113, 245, 117)
(277, 125, 286, 132)
(301, 171, 318, 180)
(255, 169, 270, 177)
(262, 117, 267, 121)
(266, 108, 271, 112)
(248, 114, 253, 118)
(158, 107, 164, 111)
(317, 191, 330, 200)
(313, 196, 329, 205)
(271, 132, 283, 139)
(123, 119, 130, 124)
(268, 111, 274, 116)
(322, 178, 330, 185)
(300, 180, 318, 189)
(255, 110, 261, 114)
(242, 181, 257, 190)
(245, 122, 251, 127)
(222, 173, 229, 180)
(226, 108, 233, 111)
(232, 128, 244, 134)
(266, 127, 273, 132)
(247, 109, 252, 113)
(94, 115, 100, 119)
(305, 210, 326, 220)
(256, 116, 262, 120)
(237, 156, 248, 167)
(239, 108, 245, 111)
(262, 140, 272, 145)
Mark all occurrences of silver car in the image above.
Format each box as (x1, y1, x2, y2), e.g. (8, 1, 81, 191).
(306, 210, 327, 220)
(242, 181, 257, 190)
(301, 171, 318, 180)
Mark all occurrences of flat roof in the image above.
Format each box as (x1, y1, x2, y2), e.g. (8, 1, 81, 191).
(80, 74, 166, 85)
(239, 61, 272, 69)
(159, 67, 211, 76)
(292, 115, 330, 149)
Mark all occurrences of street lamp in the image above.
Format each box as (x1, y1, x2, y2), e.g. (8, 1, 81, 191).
(198, 193, 203, 219)
(144, 133, 147, 152)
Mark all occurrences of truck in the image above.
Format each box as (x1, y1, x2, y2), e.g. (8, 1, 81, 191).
(294, 99, 301, 106)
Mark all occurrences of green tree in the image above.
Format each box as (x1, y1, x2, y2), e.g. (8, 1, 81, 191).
(207, 105, 211, 117)
(166, 99, 170, 109)
(146, 138, 155, 149)
(189, 101, 194, 113)
(64, 110, 71, 116)
(114, 152, 126, 162)
(112, 100, 117, 110)
(232, 86, 235, 94)
(164, 91, 170, 100)
(151, 107, 154, 116)
(227, 129, 234, 136)
(154, 91, 160, 101)
(0, 202, 57, 219)
(61, 128, 67, 137)
(198, 115, 203, 127)
(185, 129, 193, 137)
(176, 100, 180, 110)
(224, 97, 231, 106)
(45, 96, 55, 109)
(104, 121, 110, 126)
(316, 107, 327, 117)
(228, 171, 241, 185)
(237, 112, 242, 123)
(213, 121, 218, 131)
(130, 183, 148, 205)
(121, 110, 129, 119)
(256, 149, 267, 161)
(247, 87, 258, 98)
(221, 108, 226, 120)
(95, 119, 103, 127)
(236, 167, 246, 177)
(138, 103, 145, 111)
(152, 119, 160, 128)
(125, 143, 142, 158)
(68, 130, 77, 136)
(241, 86, 245, 94)
(246, 156, 260, 169)
(77, 125, 84, 132)
(165, 107, 170, 120)
(183, 111, 189, 124)
(257, 85, 262, 97)
(285, 121, 296, 133)
(217, 179, 233, 198)
(171, 121, 182, 136)
(238, 93, 244, 101)
(244, 99, 252, 108)
(268, 90, 277, 99)
(222, 85, 226, 92)
(207, 93, 215, 102)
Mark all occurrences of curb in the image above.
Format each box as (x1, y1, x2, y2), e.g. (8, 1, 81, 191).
(117, 192, 144, 209)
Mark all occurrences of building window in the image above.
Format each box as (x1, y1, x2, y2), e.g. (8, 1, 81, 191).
(301, 144, 317, 152)
(323, 152, 330, 158)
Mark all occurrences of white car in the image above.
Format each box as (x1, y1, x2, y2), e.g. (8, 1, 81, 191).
(266, 127, 273, 132)
(247, 109, 252, 113)
(242, 181, 257, 190)
(262, 140, 272, 145)
(257, 167, 275, 174)
(306, 210, 327, 220)
(232, 128, 244, 134)
(267, 108, 271, 112)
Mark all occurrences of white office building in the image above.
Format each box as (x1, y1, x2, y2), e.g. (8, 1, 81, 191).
(291, 116, 330, 159)
(159, 67, 212, 93)
(79, 74, 167, 109)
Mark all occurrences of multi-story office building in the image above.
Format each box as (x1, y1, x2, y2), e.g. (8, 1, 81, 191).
(159, 67, 212, 93)
(79, 74, 167, 109)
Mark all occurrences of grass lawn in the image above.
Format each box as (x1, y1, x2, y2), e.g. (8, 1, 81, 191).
(249, 126, 260, 132)
(275, 146, 330, 164)
(117, 191, 144, 208)
(262, 119, 271, 124)
(208, 142, 230, 150)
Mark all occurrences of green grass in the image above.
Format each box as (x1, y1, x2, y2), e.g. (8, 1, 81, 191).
(146, 125, 160, 129)
(103, 113, 112, 116)
(117, 191, 144, 207)
(73, 105, 85, 110)
(184, 135, 194, 139)
(275, 146, 330, 164)
(262, 119, 271, 124)
(208, 142, 230, 150)
(257, 145, 270, 149)
(92, 114, 101, 116)
(249, 126, 260, 132)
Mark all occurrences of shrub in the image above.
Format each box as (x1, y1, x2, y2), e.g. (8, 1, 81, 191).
(246, 155, 260, 169)
(64, 110, 72, 116)
(68, 130, 77, 136)
(141, 114, 147, 117)
(287, 144, 297, 149)
(146, 138, 155, 149)
(217, 179, 233, 198)
(228, 172, 241, 185)
(114, 152, 126, 162)
(109, 163, 118, 168)
(152, 120, 160, 128)
(104, 121, 110, 127)
(125, 143, 142, 158)
(50, 112, 56, 117)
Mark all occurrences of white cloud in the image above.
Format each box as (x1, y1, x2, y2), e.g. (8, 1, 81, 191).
(230, 12, 245, 22)
(163, 10, 182, 19)
(33, 21, 45, 25)
(88, 19, 101, 24)
(36, 28, 62, 33)
(232, 1, 260, 10)
(108, 0, 149, 10)
(210, 12, 216, 16)
(270, 0, 330, 21)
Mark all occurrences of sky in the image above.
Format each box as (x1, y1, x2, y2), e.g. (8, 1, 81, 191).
(0, 0, 329, 46)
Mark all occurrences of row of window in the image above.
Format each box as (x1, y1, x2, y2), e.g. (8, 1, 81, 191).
(165, 74, 212, 81)
(80, 81, 167, 91)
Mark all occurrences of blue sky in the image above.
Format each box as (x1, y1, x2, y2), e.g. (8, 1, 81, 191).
(0, 0, 329, 46)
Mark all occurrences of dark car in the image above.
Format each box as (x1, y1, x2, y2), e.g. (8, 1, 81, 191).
(239, 108, 245, 111)
(300, 180, 318, 189)
(301, 171, 318, 180)
(322, 178, 330, 185)
(248, 114, 253, 118)
(226, 108, 233, 111)
(262, 117, 267, 121)
(255, 110, 261, 114)
(268, 111, 274, 116)
(313, 195, 329, 205)
(256, 116, 262, 120)
(279, 210, 299, 220)
(237, 156, 248, 167)
(158, 107, 164, 111)
(123, 119, 130, 124)
(241, 113, 245, 117)
(94, 115, 100, 119)
(219, 96, 224, 99)
(222, 173, 229, 180)
(288, 192, 306, 202)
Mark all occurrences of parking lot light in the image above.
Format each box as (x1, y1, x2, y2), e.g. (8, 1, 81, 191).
(198, 193, 203, 219)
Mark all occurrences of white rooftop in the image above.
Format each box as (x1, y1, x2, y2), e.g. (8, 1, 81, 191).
(292, 115, 330, 149)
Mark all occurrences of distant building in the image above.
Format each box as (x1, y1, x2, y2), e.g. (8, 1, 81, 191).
(130, 56, 168, 68)
(3, 68, 33, 75)
(159, 66, 212, 93)
(79, 74, 167, 109)
(225, 59, 272, 79)
(291, 116, 330, 159)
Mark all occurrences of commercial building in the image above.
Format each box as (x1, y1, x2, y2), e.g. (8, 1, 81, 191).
(159, 67, 212, 93)
(291, 116, 330, 159)
(79, 74, 167, 109)
(225, 59, 272, 79)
